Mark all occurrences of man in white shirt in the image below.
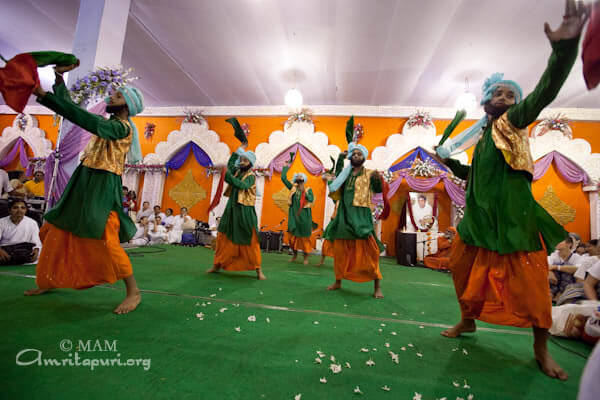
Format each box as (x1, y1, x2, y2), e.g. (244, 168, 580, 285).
(409, 194, 434, 232)
(136, 201, 153, 222)
(584, 263, 600, 301)
(128, 216, 149, 246)
(148, 215, 168, 245)
(152, 205, 166, 223)
(0, 199, 41, 264)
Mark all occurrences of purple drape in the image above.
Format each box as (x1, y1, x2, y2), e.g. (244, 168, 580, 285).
(389, 147, 447, 172)
(533, 151, 590, 185)
(372, 170, 466, 207)
(0, 138, 29, 169)
(44, 101, 103, 208)
(268, 143, 324, 176)
(165, 142, 212, 176)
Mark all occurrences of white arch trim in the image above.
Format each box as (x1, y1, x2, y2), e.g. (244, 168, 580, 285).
(254, 121, 341, 171)
(0, 114, 53, 160)
(140, 120, 231, 215)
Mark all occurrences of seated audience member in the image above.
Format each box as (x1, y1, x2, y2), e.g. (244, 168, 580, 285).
(162, 208, 175, 227)
(137, 201, 153, 222)
(8, 171, 27, 199)
(162, 209, 182, 244)
(122, 186, 129, 208)
(175, 207, 195, 245)
(148, 215, 168, 245)
(550, 301, 600, 345)
(584, 262, 600, 301)
(0, 168, 14, 199)
(152, 205, 166, 222)
(24, 170, 45, 198)
(424, 227, 457, 270)
(125, 191, 137, 219)
(548, 236, 584, 300)
(128, 216, 150, 246)
(0, 199, 42, 264)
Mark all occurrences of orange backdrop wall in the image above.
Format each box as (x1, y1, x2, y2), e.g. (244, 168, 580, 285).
(1, 113, 599, 248)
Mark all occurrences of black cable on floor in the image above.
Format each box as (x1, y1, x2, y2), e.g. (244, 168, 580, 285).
(549, 337, 590, 359)
(125, 246, 168, 257)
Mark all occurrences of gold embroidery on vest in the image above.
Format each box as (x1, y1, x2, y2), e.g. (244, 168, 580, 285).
(492, 113, 534, 175)
(81, 119, 132, 176)
(236, 170, 256, 206)
(352, 169, 374, 208)
(288, 187, 313, 208)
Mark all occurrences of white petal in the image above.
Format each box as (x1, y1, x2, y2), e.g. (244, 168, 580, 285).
(353, 386, 363, 394)
(462, 349, 469, 355)
(378, 329, 383, 332)
(416, 352, 423, 357)
(467, 395, 474, 400)
(392, 312, 398, 316)
(419, 325, 425, 329)
(317, 351, 326, 357)
(408, 343, 414, 347)
(381, 385, 391, 391)
(218, 288, 222, 291)
(344, 304, 348, 307)
(372, 348, 377, 351)
(385, 343, 390, 348)
(401, 347, 406, 351)
(380, 323, 386, 327)
(464, 385, 471, 389)
(210, 294, 216, 297)
(330, 355, 336, 362)
(320, 377, 327, 384)
(207, 302, 211, 305)
(366, 359, 375, 366)
(452, 381, 460, 387)
(314, 321, 319, 325)
(315, 358, 322, 364)
(289, 300, 294, 304)
(294, 395, 301, 400)
(248, 315, 256, 322)
(391, 332, 397, 335)
(413, 393, 422, 400)
(345, 362, 351, 368)
(266, 318, 271, 323)
(360, 348, 369, 352)
(219, 308, 227, 313)
(234, 327, 241, 332)
(195, 302, 200, 306)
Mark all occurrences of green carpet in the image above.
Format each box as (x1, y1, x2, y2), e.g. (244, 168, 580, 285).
(0, 245, 591, 400)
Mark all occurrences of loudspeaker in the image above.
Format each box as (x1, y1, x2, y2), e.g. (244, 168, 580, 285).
(395, 231, 416, 266)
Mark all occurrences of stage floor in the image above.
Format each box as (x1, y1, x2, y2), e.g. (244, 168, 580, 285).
(0, 245, 592, 400)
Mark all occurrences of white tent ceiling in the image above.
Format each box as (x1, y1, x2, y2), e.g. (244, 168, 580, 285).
(0, 0, 598, 109)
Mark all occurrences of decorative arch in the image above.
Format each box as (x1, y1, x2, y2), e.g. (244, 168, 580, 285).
(0, 114, 53, 165)
(138, 120, 231, 219)
(254, 120, 341, 229)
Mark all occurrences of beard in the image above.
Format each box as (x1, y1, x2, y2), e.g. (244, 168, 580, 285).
(483, 101, 511, 119)
(239, 163, 252, 172)
(350, 157, 365, 167)
(106, 104, 128, 114)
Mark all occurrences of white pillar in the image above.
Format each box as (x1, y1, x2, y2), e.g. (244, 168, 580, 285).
(68, 0, 131, 85)
(584, 185, 599, 240)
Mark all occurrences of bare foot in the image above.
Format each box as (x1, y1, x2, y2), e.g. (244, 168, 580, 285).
(535, 347, 568, 380)
(303, 258, 309, 265)
(113, 292, 141, 314)
(315, 261, 324, 267)
(327, 281, 342, 291)
(441, 319, 476, 338)
(373, 288, 384, 299)
(24, 287, 50, 296)
(289, 255, 297, 263)
(257, 270, 267, 280)
(206, 266, 221, 274)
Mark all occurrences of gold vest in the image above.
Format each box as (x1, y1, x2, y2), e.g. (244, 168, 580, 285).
(491, 113, 535, 175)
(81, 119, 132, 176)
(329, 168, 374, 208)
(224, 170, 256, 206)
(288, 187, 313, 209)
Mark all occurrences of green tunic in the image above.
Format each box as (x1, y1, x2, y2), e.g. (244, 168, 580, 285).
(445, 38, 578, 255)
(281, 166, 314, 238)
(217, 152, 259, 245)
(325, 164, 384, 251)
(37, 79, 136, 243)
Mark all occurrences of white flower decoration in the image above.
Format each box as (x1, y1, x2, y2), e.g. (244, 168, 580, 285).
(289, 300, 294, 304)
(345, 362, 351, 368)
(452, 381, 460, 387)
(462, 349, 469, 355)
(294, 394, 301, 400)
(218, 288, 222, 291)
(317, 350, 326, 358)
(380, 323, 386, 327)
(234, 327, 241, 332)
(385, 343, 390, 348)
(210, 294, 216, 297)
(401, 347, 406, 351)
(467, 395, 474, 400)
(315, 358, 322, 364)
(266, 317, 271, 323)
(366, 359, 375, 366)
(196, 313, 204, 319)
(248, 315, 256, 322)
(330, 355, 336, 362)
(381, 385, 391, 391)
(416, 353, 423, 358)
(314, 321, 319, 325)
(419, 325, 425, 329)
(413, 393, 422, 400)
(392, 312, 398, 316)
(463, 380, 470, 389)
(360, 348, 369, 353)
(320, 377, 327, 384)
(408, 343, 414, 347)
(391, 332, 397, 336)
(378, 329, 383, 332)
(353, 386, 363, 395)
(330, 363, 342, 374)
(219, 307, 228, 313)
(206, 302, 211, 305)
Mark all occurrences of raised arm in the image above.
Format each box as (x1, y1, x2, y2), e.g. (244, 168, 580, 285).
(225, 171, 256, 190)
(281, 165, 293, 190)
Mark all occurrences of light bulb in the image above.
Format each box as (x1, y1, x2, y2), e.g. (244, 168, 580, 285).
(284, 88, 303, 109)
(454, 91, 477, 112)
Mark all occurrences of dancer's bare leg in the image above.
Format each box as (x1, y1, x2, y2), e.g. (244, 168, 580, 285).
(114, 275, 141, 314)
(303, 253, 309, 265)
(289, 250, 298, 263)
(24, 287, 50, 296)
(256, 269, 266, 280)
(327, 279, 342, 290)
(533, 326, 568, 380)
(206, 264, 221, 273)
(373, 279, 383, 298)
(441, 318, 477, 337)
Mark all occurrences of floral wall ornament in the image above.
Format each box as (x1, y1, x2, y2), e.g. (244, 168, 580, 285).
(182, 108, 206, 124)
(352, 123, 364, 142)
(405, 110, 434, 129)
(144, 122, 156, 140)
(70, 66, 138, 105)
(285, 107, 313, 128)
(535, 114, 572, 139)
(16, 113, 27, 131)
(409, 158, 440, 178)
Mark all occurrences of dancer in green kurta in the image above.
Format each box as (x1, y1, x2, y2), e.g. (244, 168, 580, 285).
(23, 58, 145, 314)
(434, 0, 589, 380)
(281, 164, 314, 264)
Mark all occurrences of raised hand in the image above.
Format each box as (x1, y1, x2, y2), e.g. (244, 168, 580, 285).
(54, 60, 80, 74)
(544, 0, 590, 42)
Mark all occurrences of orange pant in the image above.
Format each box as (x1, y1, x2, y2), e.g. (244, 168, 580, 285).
(36, 211, 133, 290)
(333, 236, 382, 282)
(213, 231, 261, 271)
(321, 239, 334, 257)
(290, 235, 312, 254)
(449, 234, 552, 329)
